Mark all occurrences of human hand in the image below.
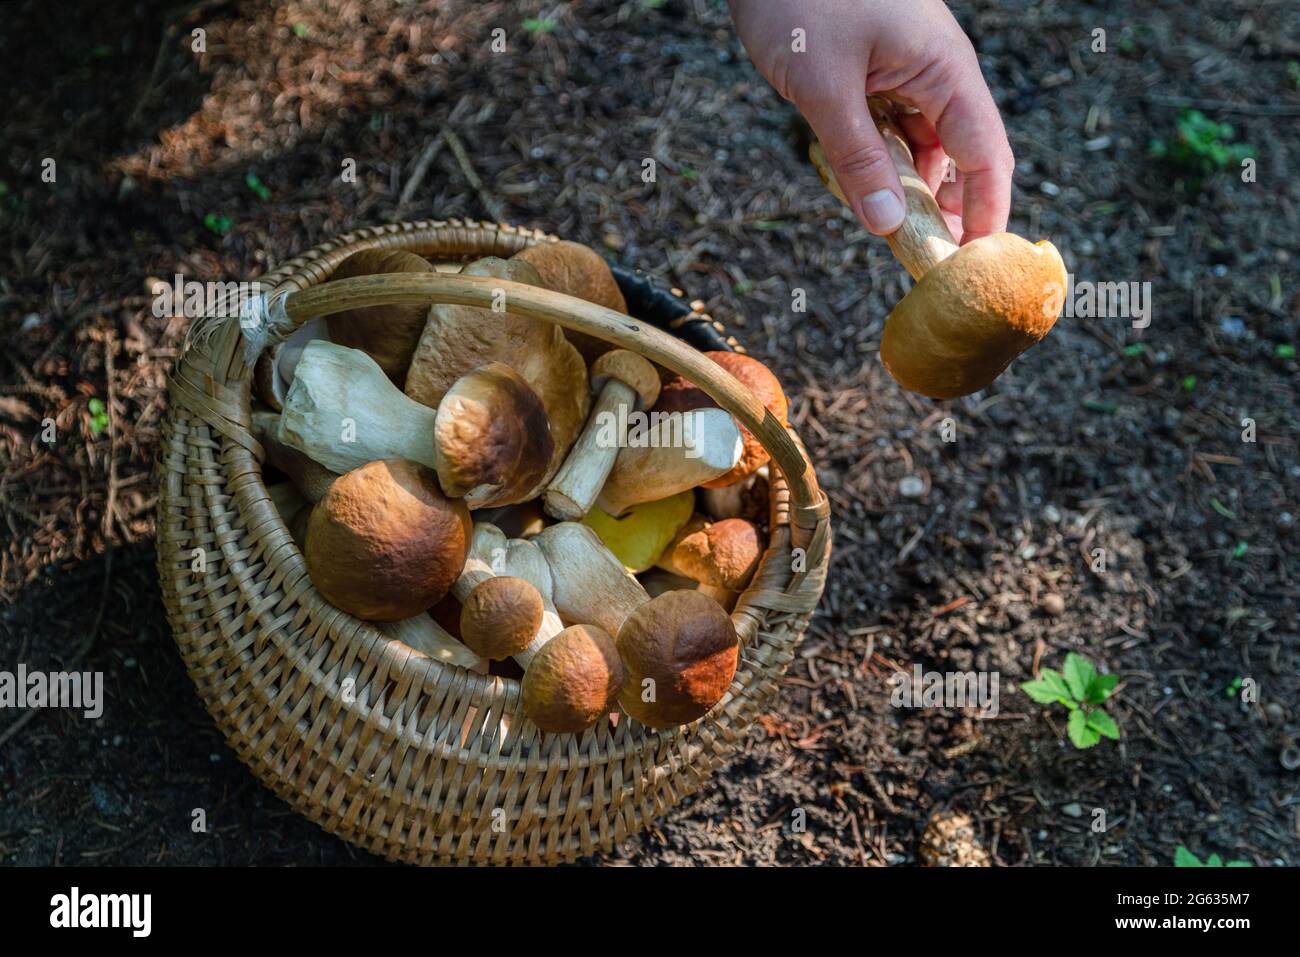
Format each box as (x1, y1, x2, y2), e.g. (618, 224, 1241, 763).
(727, 0, 1013, 243)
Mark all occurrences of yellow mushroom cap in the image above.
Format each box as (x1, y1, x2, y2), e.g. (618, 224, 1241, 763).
(616, 590, 739, 730)
(459, 576, 544, 661)
(582, 490, 695, 573)
(521, 624, 624, 734)
(881, 234, 1067, 399)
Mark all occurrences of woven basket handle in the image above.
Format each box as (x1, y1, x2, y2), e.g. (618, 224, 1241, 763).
(273, 274, 828, 537)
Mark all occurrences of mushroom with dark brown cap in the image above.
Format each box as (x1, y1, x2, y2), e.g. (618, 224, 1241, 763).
(433, 362, 554, 508)
(324, 248, 436, 386)
(304, 458, 470, 621)
(616, 590, 739, 730)
(810, 96, 1066, 399)
(543, 348, 661, 520)
(521, 624, 624, 734)
(459, 575, 545, 661)
(511, 240, 629, 364)
(652, 350, 789, 490)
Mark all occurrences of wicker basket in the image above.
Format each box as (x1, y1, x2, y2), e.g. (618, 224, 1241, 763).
(156, 219, 831, 864)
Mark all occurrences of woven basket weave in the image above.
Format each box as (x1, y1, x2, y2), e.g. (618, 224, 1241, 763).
(156, 219, 831, 864)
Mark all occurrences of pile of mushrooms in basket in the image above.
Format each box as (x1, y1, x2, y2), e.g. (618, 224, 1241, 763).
(252, 241, 787, 736)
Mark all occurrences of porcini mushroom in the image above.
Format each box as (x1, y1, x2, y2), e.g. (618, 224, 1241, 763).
(305, 459, 470, 621)
(520, 624, 624, 734)
(616, 590, 740, 730)
(280, 342, 551, 507)
(653, 351, 788, 490)
(656, 515, 765, 610)
(404, 256, 589, 491)
(253, 318, 331, 412)
(543, 348, 661, 520)
(433, 362, 553, 508)
(459, 576, 544, 662)
(324, 248, 436, 386)
(810, 96, 1066, 399)
(595, 408, 743, 517)
(532, 522, 651, 638)
(252, 410, 339, 503)
(511, 240, 629, 364)
(582, 489, 695, 573)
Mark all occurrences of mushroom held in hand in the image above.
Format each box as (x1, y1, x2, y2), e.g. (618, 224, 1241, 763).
(616, 590, 739, 730)
(521, 624, 624, 734)
(459, 576, 545, 661)
(810, 96, 1066, 399)
(324, 248, 436, 386)
(305, 458, 469, 621)
(653, 351, 789, 490)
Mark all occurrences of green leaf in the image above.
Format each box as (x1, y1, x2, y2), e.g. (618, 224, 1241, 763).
(1087, 709, 1120, 740)
(292, 21, 309, 38)
(1068, 709, 1101, 748)
(1082, 398, 1117, 414)
(203, 212, 233, 237)
(1231, 541, 1248, 560)
(1063, 654, 1095, 702)
(1277, 344, 1296, 359)
(1181, 374, 1197, 392)
(1174, 846, 1203, 867)
(1209, 497, 1236, 520)
(1122, 343, 1146, 357)
(1226, 860, 1252, 867)
(1206, 853, 1224, 867)
(245, 172, 271, 201)
(1085, 672, 1119, 704)
(87, 397, 109, 437)
(1021, 678, 1066, 705)
(523, 17, 557, 33)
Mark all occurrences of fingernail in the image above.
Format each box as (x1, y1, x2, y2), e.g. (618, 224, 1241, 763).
(861, 189, 905, 233)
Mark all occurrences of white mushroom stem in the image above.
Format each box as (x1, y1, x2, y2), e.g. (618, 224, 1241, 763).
(378, 615, 487, 673)
(596, 408, 743, 516)
(279, 340, 438, 475)
(252, 411, 338, 502)
(533, 522, 651, 638)
(451, 522, 509, 602)
(543, 376, 639, 520)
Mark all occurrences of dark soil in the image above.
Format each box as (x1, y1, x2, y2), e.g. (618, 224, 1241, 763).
(1, 0, 1296, 866)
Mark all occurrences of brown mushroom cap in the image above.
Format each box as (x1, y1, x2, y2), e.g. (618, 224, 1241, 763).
(653, 351, 788, 488)
(459, 576, 544, 661)
(659, 516, 764, 591)
(325, 249, 436, 386)
(591, 349, 661, 409)
(616, 590, 739, 729)
(880, 234, 1066, 399)
(433, 362, 554, 508)
(521, 624, 624, 734)
(405, 256, 589, 492)
(512, 241, 628, 363)
(305, 459, 469, 621)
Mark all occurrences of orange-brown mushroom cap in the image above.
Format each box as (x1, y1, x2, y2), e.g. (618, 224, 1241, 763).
(433, 362, 554, 508)
(305, 459, 469, 621)
(653, 351, 788, 488)
(616, 590, 739, 730)
(521, 624, 624, 734)
(880, 234, 1066, 399)
(659, 516, 765, 592)
(459, 576, 544, 661)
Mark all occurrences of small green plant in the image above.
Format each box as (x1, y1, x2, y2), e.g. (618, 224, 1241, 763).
(522, 18, 557, 33)
(87, 398, 109, 437)
(292, 22, 309, 38)
(203, 213, 233, 236)
(1181, 374, 1197, 392)
(1224, 677, 1243, 699)
(245, 172, 271, 201)
(1150, 110, 1255, 179)
(1278, 344, 1296, 360)
(1021, 653, 1120, 749)
(1175, 846, 1251, 867)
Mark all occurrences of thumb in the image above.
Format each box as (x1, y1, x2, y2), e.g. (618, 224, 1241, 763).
(803, 91, 905, 235)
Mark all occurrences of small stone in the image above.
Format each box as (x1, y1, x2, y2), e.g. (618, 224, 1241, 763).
(1042, 505, 1062, 524)
(1062, 802, 1083, 818)
(899, 476, 925, 499)
(1040, 181, 1061, 196)
(1042, 593, 1066, 616)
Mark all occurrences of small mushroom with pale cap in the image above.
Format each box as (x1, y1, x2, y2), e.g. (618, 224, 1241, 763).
(809, 96, 1067, 399)
(616, 590, 740, 730)
(404, 256, 589, 493)
(323, 248, 437, 386)
(279, 342, 551, 508)
(521, 623, 624, 734)
(304, 458, 470, 621)
(543, 348, 661, 520)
